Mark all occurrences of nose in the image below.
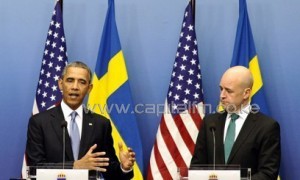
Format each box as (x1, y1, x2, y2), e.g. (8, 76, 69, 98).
(71, 81, 79, 90)
(220, 89, 226, 100)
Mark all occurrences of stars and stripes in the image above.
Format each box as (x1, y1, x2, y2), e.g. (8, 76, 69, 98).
(34, 0, 68, 113)
(22, 0, 68, 177)
(167, 12, 203, 114)
(148, 1, 204, 179)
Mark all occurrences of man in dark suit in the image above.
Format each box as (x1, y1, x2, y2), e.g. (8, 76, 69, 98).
(26, 61, 135, 179)
(190, 66, 280, 180)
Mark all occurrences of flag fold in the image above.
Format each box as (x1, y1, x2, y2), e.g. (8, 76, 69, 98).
(22, 0, 68, 177)
(231, 0, 269, 114)
(148, 1, 204, 179)
(87, 0, 143, 179)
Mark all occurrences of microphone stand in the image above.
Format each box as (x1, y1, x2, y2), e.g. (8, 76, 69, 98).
(212, 129, 216, 170)
(61, 121, 68, 169)
(209, 123, 216, 171)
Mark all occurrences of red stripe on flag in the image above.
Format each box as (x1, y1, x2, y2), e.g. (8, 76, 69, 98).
(173, 114, 196, 154)
(153, 139, 172, 179)
(189, 105, 203, 130)
(148, 2, 205, 178)
(146, 165, 153, 180)
(160, 116, 186, 167)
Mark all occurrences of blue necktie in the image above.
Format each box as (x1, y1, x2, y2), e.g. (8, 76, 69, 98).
(224, 113, 239, 163)
(70, 111, 80, 160)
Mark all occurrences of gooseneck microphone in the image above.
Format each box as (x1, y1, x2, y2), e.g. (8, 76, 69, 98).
(61, 121, 68, 169)
(209, 122, 216, 170)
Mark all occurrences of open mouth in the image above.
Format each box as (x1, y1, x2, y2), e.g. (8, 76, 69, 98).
(69, 93, 79, 99)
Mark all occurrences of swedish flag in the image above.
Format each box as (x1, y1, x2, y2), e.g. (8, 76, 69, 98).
(87, 0, 143, 179)
(231, 0, 269, 115)
(232, 2, 281, 179)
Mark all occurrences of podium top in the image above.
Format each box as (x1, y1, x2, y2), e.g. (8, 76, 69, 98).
(189, 164, 241, 170)
(186, 165, 251, 180)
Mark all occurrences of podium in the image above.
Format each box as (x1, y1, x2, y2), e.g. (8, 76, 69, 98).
(36, 169, 88, 180)
(26, 164, 103, 180)
(178, 165, 251, 180)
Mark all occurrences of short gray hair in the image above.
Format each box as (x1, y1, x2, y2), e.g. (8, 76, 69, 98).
(61, 61, 93, 83)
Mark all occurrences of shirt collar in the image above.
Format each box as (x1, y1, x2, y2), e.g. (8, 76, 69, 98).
(61, 100, 83, 119)
(227, 104, 251, 121)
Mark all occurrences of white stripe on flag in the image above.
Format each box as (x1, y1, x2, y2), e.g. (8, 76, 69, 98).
(149, 145, 163, 180)
(197, 101, 205, 119)
(180, 109, 200, 142)
(21, 155, 27, 178)
(32, 99, 39, 115)
(164, 105, 191, 167)
(156, 123, 177, 179)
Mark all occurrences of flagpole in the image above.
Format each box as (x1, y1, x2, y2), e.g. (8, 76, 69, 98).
(191, 0, 196, 23)
(60, 0, 63, 12)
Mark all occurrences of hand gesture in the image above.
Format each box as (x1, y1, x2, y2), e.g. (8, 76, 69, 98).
(118, 142, 136, 171)
(73, 144, 109, 172)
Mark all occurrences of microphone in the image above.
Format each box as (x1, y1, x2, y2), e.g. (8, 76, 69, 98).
(61, 121, 68, 169)
(209, 122, 216, 170)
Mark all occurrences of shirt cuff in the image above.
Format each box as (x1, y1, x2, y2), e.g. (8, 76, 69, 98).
(120, 164, 133, 173)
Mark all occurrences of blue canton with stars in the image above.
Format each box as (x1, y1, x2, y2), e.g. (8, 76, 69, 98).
(167, 3, 204, 114)
(35, 0, 68, 112)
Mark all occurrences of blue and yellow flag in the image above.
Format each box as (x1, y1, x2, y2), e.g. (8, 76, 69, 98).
(87, 0, 143, 179)
(232, 2, 281, 179)
(231, 0, 269, 115)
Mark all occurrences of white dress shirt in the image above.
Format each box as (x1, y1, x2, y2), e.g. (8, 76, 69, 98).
(61, 100, 83, 139)
(223, 104, 251, 142)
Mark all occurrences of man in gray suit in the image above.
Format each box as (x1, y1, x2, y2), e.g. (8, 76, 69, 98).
(191, 66, 281, 180)
(26, 61, 135, 179)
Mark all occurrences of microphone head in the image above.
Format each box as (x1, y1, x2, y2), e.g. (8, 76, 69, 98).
(61, 121, 68, 128)
(209, 122, 216, 132)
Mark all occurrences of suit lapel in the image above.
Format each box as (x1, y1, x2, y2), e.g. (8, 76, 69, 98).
(227, 113, 258, 163)
(50, 106, 74, 161)
(215, 113, 226, 164)
(78, 110, 95, 159)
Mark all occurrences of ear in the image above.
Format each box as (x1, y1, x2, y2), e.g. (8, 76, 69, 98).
(243, 88, 251, 99)
(87, 83, 93, 94)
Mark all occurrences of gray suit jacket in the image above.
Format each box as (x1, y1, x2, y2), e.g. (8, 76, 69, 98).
(26, 105, 133, 179)
(191, 112, 280, 180)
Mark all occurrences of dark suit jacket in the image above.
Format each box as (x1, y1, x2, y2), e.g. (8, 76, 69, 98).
(26, 105, 133, 180)
(190, 111, 280, 180)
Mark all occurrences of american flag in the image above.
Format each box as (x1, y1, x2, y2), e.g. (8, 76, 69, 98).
(22, 0, 68, 177)
(147, 1, 204, 179)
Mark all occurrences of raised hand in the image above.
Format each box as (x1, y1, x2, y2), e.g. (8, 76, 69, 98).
(73, 144, 109, 171)
(118, 142, 136, 171)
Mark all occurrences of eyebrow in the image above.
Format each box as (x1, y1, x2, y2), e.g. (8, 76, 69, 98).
(66, 77, 88, 82)
(220, 86, 233, 91)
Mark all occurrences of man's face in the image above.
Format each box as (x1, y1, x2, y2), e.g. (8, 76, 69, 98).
(219, 75, 249, 113)
(58, 67, 93, 110)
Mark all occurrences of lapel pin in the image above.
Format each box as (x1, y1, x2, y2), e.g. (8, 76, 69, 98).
(89, 123, 93, 126)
